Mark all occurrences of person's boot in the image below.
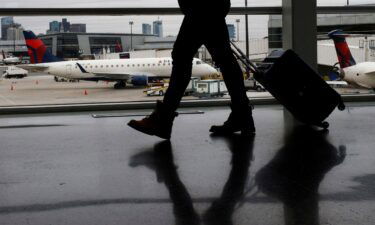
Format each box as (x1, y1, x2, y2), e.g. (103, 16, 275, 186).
(128, 101, 178, 139)
(209, 104, 255, 135)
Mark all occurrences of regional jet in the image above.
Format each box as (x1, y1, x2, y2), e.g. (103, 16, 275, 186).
(329, 29, 375, 90)
(1, 50, 21, 65)
(21, 30, 218, 89)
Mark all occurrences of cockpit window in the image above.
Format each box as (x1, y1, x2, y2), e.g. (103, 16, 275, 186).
(196, 61, 202, 65)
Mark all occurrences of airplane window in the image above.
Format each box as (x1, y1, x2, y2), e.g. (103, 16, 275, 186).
(196, 61, 202, 65)
(163, 64, 166, 66)
(101, 65, 103, 68)
(95, 66, 98, 68)
(121, 65, 124, 67)
(143, 64, 145, 67)
(106, 65, 109, 68)
(132, 64, 135, 67)
(127, 65, 130, 67)
(116, 65, 119, 67)
(148, 64, 150, 66)
(153, 64, 156, 66)
(111, 65, 114, 67)
(137, 64, 140, 67)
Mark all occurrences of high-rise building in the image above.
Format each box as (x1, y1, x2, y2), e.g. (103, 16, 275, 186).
(47, 19, 86, 34)
(49, 21, 60, 33)
(227, 24, 236, 40)
(7, 25, 24, 40)
(153, 20, 163, 38)
(142, 24, 152, 35)
(70, 24, 86, 33)
(1, 16, 14, 40)
(60, 18, 71, 32)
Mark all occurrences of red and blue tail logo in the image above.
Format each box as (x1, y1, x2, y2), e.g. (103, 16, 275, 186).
(23, 30, 63, 64)
(328, 29, 356, 69)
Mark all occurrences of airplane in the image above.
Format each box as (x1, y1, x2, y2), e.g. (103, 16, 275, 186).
(21, 30, 218, 89)
(1, 50, 21, 65)
(328, 29, 375, 90)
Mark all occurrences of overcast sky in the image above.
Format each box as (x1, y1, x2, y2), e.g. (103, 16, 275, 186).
(3, 0, 374, 39)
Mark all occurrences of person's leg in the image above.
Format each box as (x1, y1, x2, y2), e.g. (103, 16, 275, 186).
(162, 16, 203, 112)
(204, 18, 255, 134)
(128, 17, 202, 139)
(204, 18, 249, 107)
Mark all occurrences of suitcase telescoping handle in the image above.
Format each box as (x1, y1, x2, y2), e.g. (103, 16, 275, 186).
(230, 41, 258, 74)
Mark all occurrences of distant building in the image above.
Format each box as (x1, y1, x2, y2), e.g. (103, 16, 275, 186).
(133, 36, 176, 50)
(38, 32, 153, 58)
(7, 26, 24, 40)
(60, 18, 70, 33)
(142, 24, 152, 35)
(47, 19, 86, 34)
(153, 20, 163, 38)
(70, 24, 86, 33)
(1, 16, 14, 40)
(269, 14, 375, 51)
(227, 24, 236, 40)
(48, 21, 60, 34)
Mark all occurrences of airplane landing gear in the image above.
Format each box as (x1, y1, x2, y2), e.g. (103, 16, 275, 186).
(114, 81, 126, 89)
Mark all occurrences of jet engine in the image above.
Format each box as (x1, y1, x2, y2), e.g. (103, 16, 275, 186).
(130, 75, 148, 86)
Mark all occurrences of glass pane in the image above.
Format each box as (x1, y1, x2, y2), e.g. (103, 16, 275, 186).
(0, 14, 276, 106)
(2, 0, 282, 8)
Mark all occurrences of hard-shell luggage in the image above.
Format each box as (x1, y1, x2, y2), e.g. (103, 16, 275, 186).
(231, 42, 345, 129)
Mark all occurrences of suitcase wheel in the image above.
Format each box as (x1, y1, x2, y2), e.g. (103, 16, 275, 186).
(320, 121, 330, 130)
(338, 102, 346, 111)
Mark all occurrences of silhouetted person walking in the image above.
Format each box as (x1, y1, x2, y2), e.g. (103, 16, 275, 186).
(128, 0, 255, 139)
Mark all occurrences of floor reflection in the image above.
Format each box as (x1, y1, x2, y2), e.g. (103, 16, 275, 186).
(129, 134, 255, 225)
(130, 141, 200, 225)
(256, 125, 346, 225)
(203, 134, 255, 225)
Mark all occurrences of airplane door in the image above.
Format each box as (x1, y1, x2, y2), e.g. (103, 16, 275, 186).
(66, 65, 72, 76)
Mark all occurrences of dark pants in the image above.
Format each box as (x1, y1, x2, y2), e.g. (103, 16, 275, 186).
(163, 16, 250, 111)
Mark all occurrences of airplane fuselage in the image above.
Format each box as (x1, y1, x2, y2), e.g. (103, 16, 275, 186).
(342, 62, 375, 89)
(40, 57, 217, 81)
(1, 57, 21, 65)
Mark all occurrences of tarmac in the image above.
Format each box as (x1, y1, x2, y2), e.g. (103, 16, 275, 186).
(1, 102, 375, 224)
(0, 73, 371, 107)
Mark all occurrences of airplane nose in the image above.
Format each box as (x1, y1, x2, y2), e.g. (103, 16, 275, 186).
(208, 65, 218, 75)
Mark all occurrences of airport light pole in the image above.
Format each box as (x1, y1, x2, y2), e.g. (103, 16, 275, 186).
(236, 19, 240, 42)
(12, 24, 16, 54)
(244, 0, 250, 79)
(129, 21, 134, 51)
(245, 0, 249, 58)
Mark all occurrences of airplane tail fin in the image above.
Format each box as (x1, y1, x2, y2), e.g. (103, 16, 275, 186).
(23, 30, 63, 64)
(328, 29, 356, 69)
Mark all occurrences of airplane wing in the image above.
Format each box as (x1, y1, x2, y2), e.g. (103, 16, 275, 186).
(326, 80, 348, 86)
(91, 71, 157, 80)
(15, 64, 49, 71)
(365, 71, 375, 76)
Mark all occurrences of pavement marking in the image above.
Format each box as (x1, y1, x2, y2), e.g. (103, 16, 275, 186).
(92, 110, 205, 118)
(0, 94, 16, 105)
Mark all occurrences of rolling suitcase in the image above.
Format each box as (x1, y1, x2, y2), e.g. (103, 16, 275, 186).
(231, 42, 345, 129)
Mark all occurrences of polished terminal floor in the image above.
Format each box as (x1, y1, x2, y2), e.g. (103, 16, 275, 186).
(1, 103, 375, 225)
